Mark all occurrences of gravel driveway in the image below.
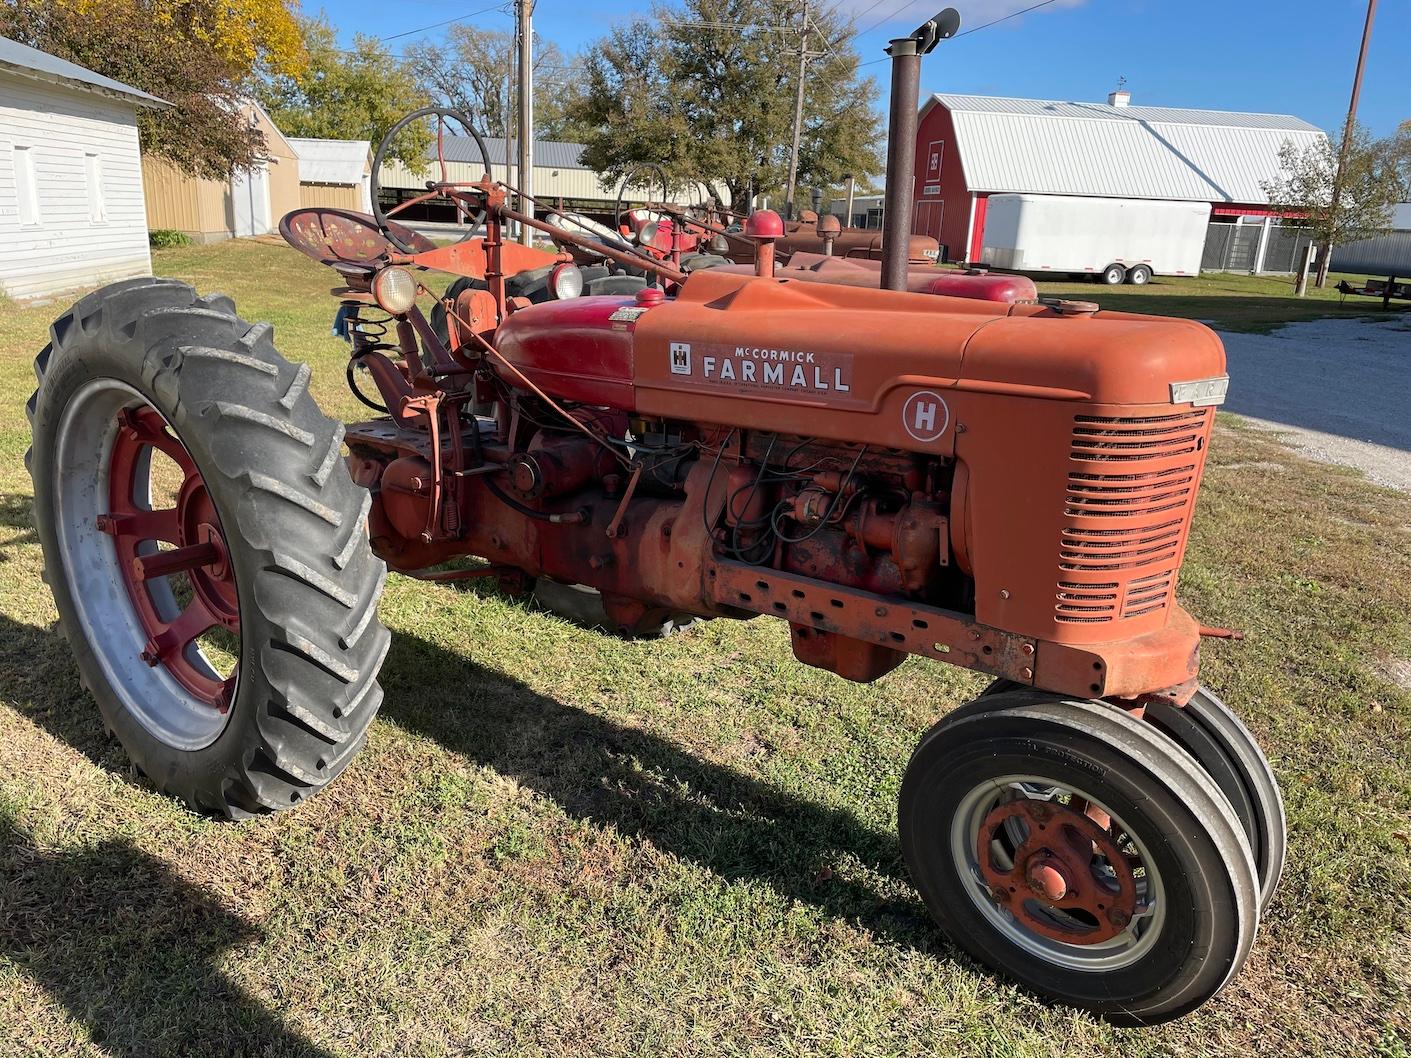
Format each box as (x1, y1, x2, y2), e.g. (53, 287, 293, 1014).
(1217, 316, 1411, 491)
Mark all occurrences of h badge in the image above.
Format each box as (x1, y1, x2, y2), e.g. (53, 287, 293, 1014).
(901, 390, 949, 443)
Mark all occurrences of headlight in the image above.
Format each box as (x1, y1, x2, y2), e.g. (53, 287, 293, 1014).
(637, 220, 660, 247)
(550, 263, 584, 300)
(371, 266, 418, 314)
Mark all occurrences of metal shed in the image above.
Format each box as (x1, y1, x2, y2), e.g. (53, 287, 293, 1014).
(377, 136, 721, 221)
(289, 137, 372, 213)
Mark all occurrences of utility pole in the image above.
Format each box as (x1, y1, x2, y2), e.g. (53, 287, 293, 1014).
(784, 0, 811, 221)
(1320, 0, 1377, 286)
(516, 0, 535, 245)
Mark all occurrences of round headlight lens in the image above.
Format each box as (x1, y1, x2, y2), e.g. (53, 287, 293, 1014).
(371, 266, 418, 314)
(550, 263, 584, 300)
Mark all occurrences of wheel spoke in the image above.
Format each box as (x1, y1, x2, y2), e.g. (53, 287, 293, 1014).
(97, 507, 181, 542)
(150, 595, 221, 659)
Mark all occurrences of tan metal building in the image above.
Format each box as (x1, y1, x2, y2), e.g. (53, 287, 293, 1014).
(142, 101, 299, 242)
(378, 136, 722, 221)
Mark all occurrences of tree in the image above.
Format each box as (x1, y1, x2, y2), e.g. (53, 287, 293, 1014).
(567, 0, 882, 210)
(1262, 121, 1411, 286)
(0, 0, 305, 179)
(258, 19, 431, 167)
(404, 28, 586, 144)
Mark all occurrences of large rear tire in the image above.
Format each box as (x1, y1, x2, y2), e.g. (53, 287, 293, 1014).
(28, 278, 389, 817)
(899, 691, 1259, 1025)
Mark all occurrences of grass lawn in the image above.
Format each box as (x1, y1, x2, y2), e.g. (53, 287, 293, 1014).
(1, 240, 1409, 1057)
(1031, 268, 1408, 333)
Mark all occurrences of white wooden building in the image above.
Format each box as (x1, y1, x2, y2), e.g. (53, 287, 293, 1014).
(0, 37, 167, 301)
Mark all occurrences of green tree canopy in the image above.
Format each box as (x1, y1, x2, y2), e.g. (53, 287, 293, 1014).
(258, 18, 431, 167)
(565, 0, 882, 210)
(0, 0, 304, 179)
(1262, 120, 1411, 285)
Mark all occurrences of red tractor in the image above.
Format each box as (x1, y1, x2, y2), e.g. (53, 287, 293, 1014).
(26, 106, 1282, 1026)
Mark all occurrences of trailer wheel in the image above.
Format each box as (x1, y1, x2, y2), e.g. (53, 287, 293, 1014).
(1100, 263, 1126, 285)
(1126, 264, 1153, 285)
(975, 679, 1285, 913)
(27, 278, 389, 817)
(899, 690, 1258, 1025)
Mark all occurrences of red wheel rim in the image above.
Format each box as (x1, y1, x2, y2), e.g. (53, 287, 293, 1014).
(976, 795, 1140, 945)
(99, 404, 239, 712)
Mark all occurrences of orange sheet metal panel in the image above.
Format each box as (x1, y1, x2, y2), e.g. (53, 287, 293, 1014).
(632, 270, 1227, 690)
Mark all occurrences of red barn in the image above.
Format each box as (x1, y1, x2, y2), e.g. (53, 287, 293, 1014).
(912, 92, 1324, 265)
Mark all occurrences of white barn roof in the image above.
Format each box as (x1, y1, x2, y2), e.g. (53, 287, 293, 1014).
(927, 94, 1325, 204)
(289, 137, 370, 185)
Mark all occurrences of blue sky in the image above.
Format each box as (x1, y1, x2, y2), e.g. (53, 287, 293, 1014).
(325, 0, 1409, 136)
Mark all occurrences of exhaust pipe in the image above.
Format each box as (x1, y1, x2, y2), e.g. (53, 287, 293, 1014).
(881, 9, 961, 291)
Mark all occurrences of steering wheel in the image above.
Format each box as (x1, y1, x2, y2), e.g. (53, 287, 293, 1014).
(613, 163, 672, 242)
(371, 106, 494, 254)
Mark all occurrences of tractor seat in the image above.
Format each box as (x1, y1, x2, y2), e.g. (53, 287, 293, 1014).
(279, 207, 436, 274)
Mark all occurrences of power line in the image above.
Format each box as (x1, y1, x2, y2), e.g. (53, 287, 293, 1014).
(379, 3, 512, 42)
(854, 0, 1064, 65)
(956, 0, 1062, 36)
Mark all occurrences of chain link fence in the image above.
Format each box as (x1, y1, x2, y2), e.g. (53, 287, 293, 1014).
(1202, 221, 1313, 275)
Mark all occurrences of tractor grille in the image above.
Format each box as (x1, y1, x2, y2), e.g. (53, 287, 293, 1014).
(1056, 410, 1211, 624)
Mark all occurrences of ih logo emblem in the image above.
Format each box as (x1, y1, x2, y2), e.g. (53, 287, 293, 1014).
(669, 342, 692, 375)
(902, 390, 950, 443)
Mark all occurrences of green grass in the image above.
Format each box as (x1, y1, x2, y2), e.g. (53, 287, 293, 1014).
(1, 241, 1409, 1056)
(1029, 268, 1408, 333)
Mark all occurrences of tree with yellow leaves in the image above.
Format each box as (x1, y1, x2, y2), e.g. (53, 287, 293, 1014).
(1, 0, 306, 178)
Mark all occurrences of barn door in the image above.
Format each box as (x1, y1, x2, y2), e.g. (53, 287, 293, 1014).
(232, 163, 272, 237)
(913, 200, 944, 256)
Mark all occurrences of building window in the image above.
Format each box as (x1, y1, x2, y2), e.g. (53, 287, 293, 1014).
(85, 151, 107, 223)
(13, 145, 40, 226)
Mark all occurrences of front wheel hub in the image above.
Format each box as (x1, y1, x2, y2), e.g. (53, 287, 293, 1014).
(977, 794, 1142, 946)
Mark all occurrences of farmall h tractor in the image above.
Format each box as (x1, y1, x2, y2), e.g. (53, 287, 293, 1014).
(25, 105, 1284, 1026)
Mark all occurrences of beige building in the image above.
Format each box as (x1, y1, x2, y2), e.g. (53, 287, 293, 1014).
(142, 101, 299, 242)
(378, 137, 724, 221)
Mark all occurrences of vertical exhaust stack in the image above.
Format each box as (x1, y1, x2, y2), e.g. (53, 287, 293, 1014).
(881, 9, 961, 291)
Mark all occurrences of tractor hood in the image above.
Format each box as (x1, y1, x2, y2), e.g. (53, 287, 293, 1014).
(495, 270, 1226, 458)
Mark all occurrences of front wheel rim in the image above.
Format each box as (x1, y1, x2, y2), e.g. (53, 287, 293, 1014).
(54, 378, 240, 750)
(950, 774, 1167, 971)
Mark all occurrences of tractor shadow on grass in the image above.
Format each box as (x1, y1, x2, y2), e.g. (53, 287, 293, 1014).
(377, 626, 949, 955)
(0, 806, 335, 1058)
(0, 492, 39, 558)
(0, 607, 951, 965)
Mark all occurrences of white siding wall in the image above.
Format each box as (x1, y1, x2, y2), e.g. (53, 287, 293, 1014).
(0, 71, 152, 301)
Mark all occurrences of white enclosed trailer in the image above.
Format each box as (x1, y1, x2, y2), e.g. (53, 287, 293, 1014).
(979, 193, 1212, 284)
